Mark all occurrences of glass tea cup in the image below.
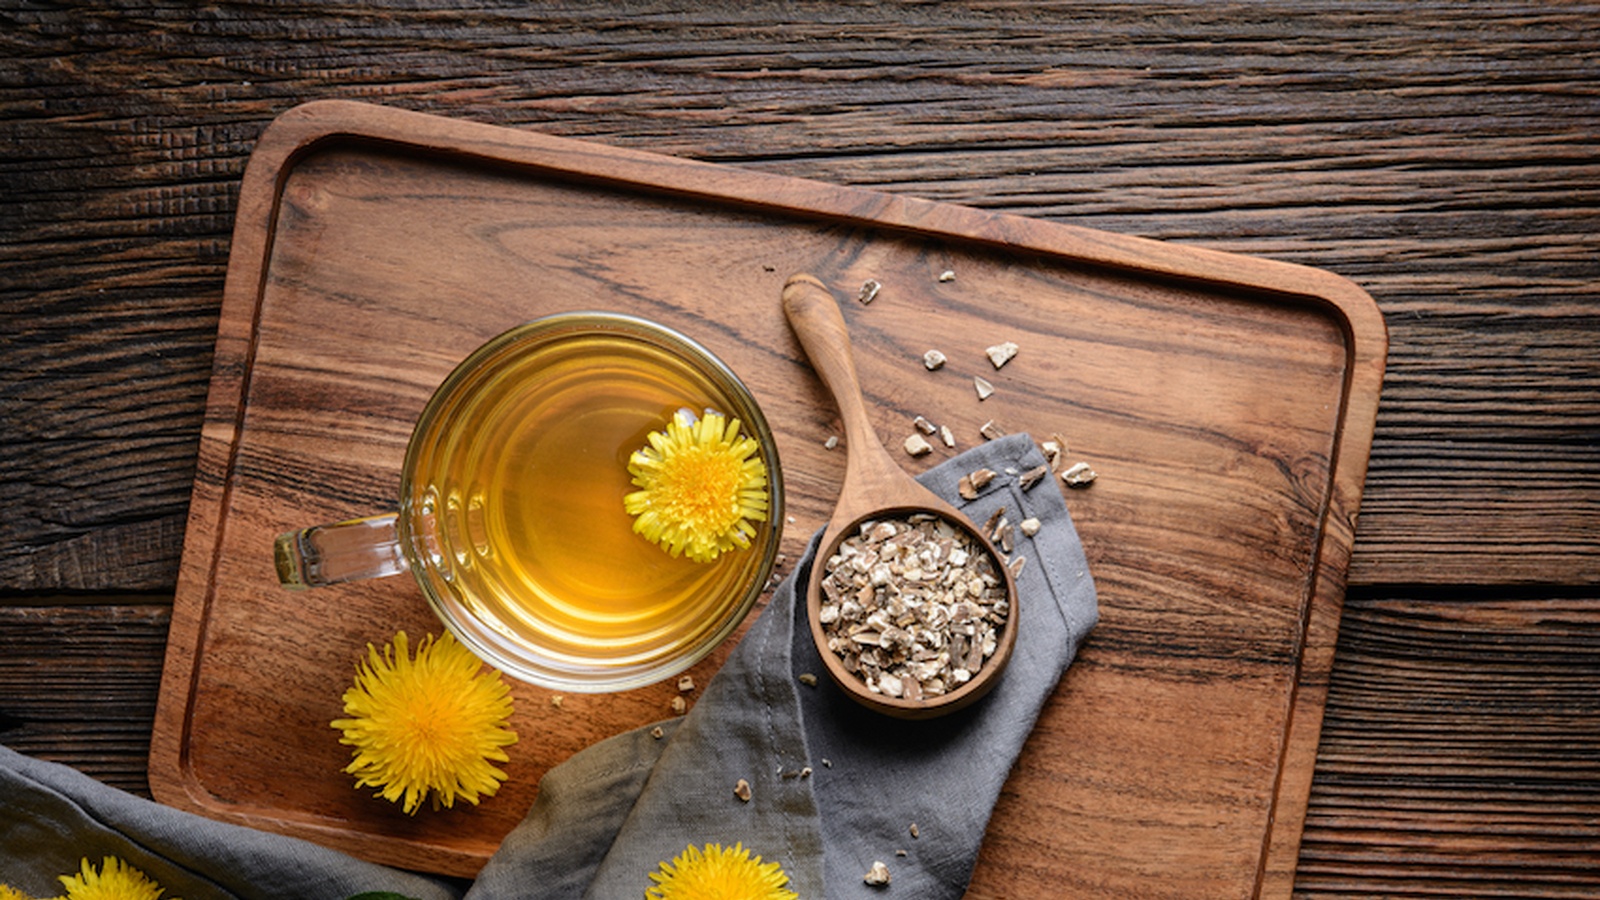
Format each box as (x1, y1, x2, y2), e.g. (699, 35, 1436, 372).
(274, 312, 784, 692)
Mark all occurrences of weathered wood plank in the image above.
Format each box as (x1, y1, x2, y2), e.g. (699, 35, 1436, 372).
(1298, 593, 1600, 897)
(4, 593, 1596, 895)
(3, 3, 1596, 590)
(0, 604, 169, 797)
(3, 2, 1595, 591)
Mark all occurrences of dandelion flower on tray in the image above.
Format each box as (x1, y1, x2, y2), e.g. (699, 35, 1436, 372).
(625, 408, 770, 563)
(331, 631, 518, 815)
(56, 856, 173, 900)
(646, 842, 798, 900)
(0, 884, 53, 900)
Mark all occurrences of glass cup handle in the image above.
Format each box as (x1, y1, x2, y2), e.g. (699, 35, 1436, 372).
(274, 513, 408, 589)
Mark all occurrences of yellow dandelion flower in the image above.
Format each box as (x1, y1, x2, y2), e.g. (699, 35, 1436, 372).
(625, 408, 770, 563)
(1, 884, 57, 900)
(646, 843, 798, 900)
(56, 857, 172, 900)
(331, 631, 518, 815)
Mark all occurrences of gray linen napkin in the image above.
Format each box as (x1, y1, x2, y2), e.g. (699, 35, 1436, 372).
(1, 433, 1096, 899)
(469, 432, 1098, 899)
(0, 744, 465, 899)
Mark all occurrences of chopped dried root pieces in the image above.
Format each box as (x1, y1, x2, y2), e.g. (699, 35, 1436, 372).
(799, 672, 818, 686)
(734, 778, 752, 802)
(824, 434, 839, 450)
(973, 375, 995, 400)
(940, 425, 956, 448)
(903, 433, 933, 457)
(1020, 517, 1042, 537)
(985, 341, 1019, 369)
(670, 696, 688, 714)
(909, 822, 921, 839)
(857, 279, 882, 304)
(677, 675, 695, 692)
(923, 349, 947, 370)
(913, 414, 938, 435)
(817, 514, 1010, 702)
(980, 419, 1006, 441)
(1062, 461, 1098, 487)
(938, 269, 956, 282)
(650, 725, 665, 739)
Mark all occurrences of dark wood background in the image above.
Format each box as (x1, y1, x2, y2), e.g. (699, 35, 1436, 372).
(2, 2, 1596, 896)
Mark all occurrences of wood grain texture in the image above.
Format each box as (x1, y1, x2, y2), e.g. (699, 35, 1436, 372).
(0, 605, 169, 796)
(3, 2, 1596, 591)
(6, 594, 1596, 896)
(1298, 592, 1600, 898)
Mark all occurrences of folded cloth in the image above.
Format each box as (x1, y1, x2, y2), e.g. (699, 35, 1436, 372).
(469, 432, 1098, 899)
(0, 433, 1096, 900)
(0, 744, 464, 899)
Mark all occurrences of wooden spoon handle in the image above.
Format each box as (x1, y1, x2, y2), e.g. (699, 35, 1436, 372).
(783, 273, 925, 517)
(781, 274, 879, 450)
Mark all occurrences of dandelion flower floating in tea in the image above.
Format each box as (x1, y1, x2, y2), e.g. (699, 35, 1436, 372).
(52, 856, 173, 900)
(625, 408, 770, 563)
(645, 842, 799, 900)
(331, 630, 518, 815)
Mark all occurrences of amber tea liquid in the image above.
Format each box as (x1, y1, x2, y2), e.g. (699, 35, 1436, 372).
(401, 327, 772, 684)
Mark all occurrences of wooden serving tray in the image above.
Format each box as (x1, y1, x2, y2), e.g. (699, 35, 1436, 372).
(152, 100, 1385, 897)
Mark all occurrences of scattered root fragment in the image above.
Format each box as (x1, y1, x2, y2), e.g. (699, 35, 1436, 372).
(980, 419, 1006, 441)
(1020, 517, 1042, 537)
(995, 521, 1015, 554)
(864, 861, 892, 886)
(939, 425, 956, 448)
(938, 269, 956, 282)
(734, 778, 752, 802)
(985, 341, 1019, 369)
(958, 467, 997, 499)
(799, 672, 818, 687)
(1062, 461, 1098, 488)
(650, 725, 665, 740)
(1039, 433, 1069, 471)
(857, 279, 882, 305)
(910, 823, 920, 839)
(677, 675, 695, 692)
(550, 695, 563, 709)
(670, 696, 688, 714)
(923, 349, 947, 371)
(973, 376, 995, 400)
(824, 434, 839, 450)
(1019, 464, 1049, 491)
(903, 433, 933, 457)
(912, 415, 937, 435)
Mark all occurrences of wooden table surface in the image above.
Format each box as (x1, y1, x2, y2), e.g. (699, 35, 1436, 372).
(2, 3, 1596, 896)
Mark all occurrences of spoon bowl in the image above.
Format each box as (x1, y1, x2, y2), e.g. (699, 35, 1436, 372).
(782, 273, 1018, 719)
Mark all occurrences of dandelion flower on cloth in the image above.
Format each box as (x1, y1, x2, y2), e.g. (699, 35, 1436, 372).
(56, 857, 172, 900)
(332, 631, 518, 814)
(0, 884, 55, 900)
(625, 408, 770, 563)
(646, 843, 798, 900)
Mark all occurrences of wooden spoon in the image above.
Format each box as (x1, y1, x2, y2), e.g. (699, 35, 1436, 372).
(782, 273, 1018, 719)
